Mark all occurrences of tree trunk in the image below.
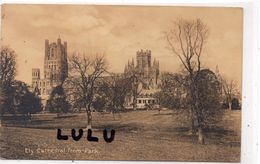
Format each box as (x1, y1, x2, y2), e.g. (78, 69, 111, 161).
(228, 102, 232, 110)
(133, 96, 137, 110)
(112, 110, 115, 120)
(189, 109, 196, 135)
(0, 113, 2, 127)
(198, 126, 205, 144)
(191, 107, 195, 133)
(191, 117, 196, 134)
(86, 105, 92, 129)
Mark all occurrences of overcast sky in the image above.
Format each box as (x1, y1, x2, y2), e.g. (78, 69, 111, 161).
(1, 4, 243, 89)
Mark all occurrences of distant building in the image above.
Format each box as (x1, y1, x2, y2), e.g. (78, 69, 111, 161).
(31, 37, 68, 109)
(124, 49, 160, 109)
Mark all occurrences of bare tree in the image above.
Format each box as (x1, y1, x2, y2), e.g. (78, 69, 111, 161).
(221, 79, 240, 109)
(64, 53, 107, 129)
(126, 70, 143, 110)
(215, 66, 240, 109)
(166, 18, 210, 144)
(99, 73, 132, 117)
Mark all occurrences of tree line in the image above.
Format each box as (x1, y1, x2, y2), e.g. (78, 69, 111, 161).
(0, 18, 240, 144)
(47, 54, 139, 128)
(0, 47, 42, 117)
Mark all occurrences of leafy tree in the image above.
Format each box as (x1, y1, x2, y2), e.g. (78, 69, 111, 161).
(0, 86, 7, 116)
(92, 95, 107, 112)
(46, 85, 70, 113)
(0, 46, 16, 86)
(155, 72, 186, 109)
(12, 81, 42, 114)
(231, 98, 240, 110)
(194, 69, 223, 127)
(0, 46, 16, 115)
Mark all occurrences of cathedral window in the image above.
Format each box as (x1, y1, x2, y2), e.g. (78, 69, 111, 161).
(51, 48, 54, 57)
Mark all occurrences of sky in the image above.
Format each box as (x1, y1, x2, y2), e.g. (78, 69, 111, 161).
(1, 4, 243, 89)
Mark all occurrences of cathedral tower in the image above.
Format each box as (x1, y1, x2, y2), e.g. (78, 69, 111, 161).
(44, 37, 68, 83)
(32, 37, 68, 96)
(124, 49, 160, 89)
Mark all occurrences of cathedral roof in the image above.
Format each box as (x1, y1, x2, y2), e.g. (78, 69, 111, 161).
(139, 88, 160, 96)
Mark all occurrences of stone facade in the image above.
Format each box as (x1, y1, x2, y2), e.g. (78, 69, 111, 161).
(124, 49, 160, 90)
(32, 38, 68, 108)
(124, 49, 160, 109)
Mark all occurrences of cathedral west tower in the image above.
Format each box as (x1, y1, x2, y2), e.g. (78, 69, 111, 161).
(32, 37, 68, 97)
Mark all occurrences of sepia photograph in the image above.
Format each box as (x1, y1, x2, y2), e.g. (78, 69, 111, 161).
(0, 4, 242, 161)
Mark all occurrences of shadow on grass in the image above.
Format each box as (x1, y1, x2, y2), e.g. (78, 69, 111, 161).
(204, 126, 240, 146)
(54, 115, 77, 119)
(171, 125, 240, 146)
(153, 113, 173, 116)
(1, 118, 86, 129)
(204, 126, 236, 137)
(93, 123, 140, 132)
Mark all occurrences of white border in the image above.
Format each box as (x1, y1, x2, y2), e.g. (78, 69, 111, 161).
(0, 0, 259, 164)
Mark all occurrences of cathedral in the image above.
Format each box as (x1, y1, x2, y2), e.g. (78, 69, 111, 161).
(31, 37, 68, 108)
(124, 49, 160, 90)
(124, 49, 160, 109)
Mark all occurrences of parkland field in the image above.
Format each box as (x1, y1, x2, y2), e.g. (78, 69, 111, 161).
(0, 109, 240, 161)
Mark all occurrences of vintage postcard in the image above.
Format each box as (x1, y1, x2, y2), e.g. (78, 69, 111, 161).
(0, 4, 242, 161)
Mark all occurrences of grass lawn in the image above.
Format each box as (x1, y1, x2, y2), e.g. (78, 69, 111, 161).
(0, 109, 241, 161)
